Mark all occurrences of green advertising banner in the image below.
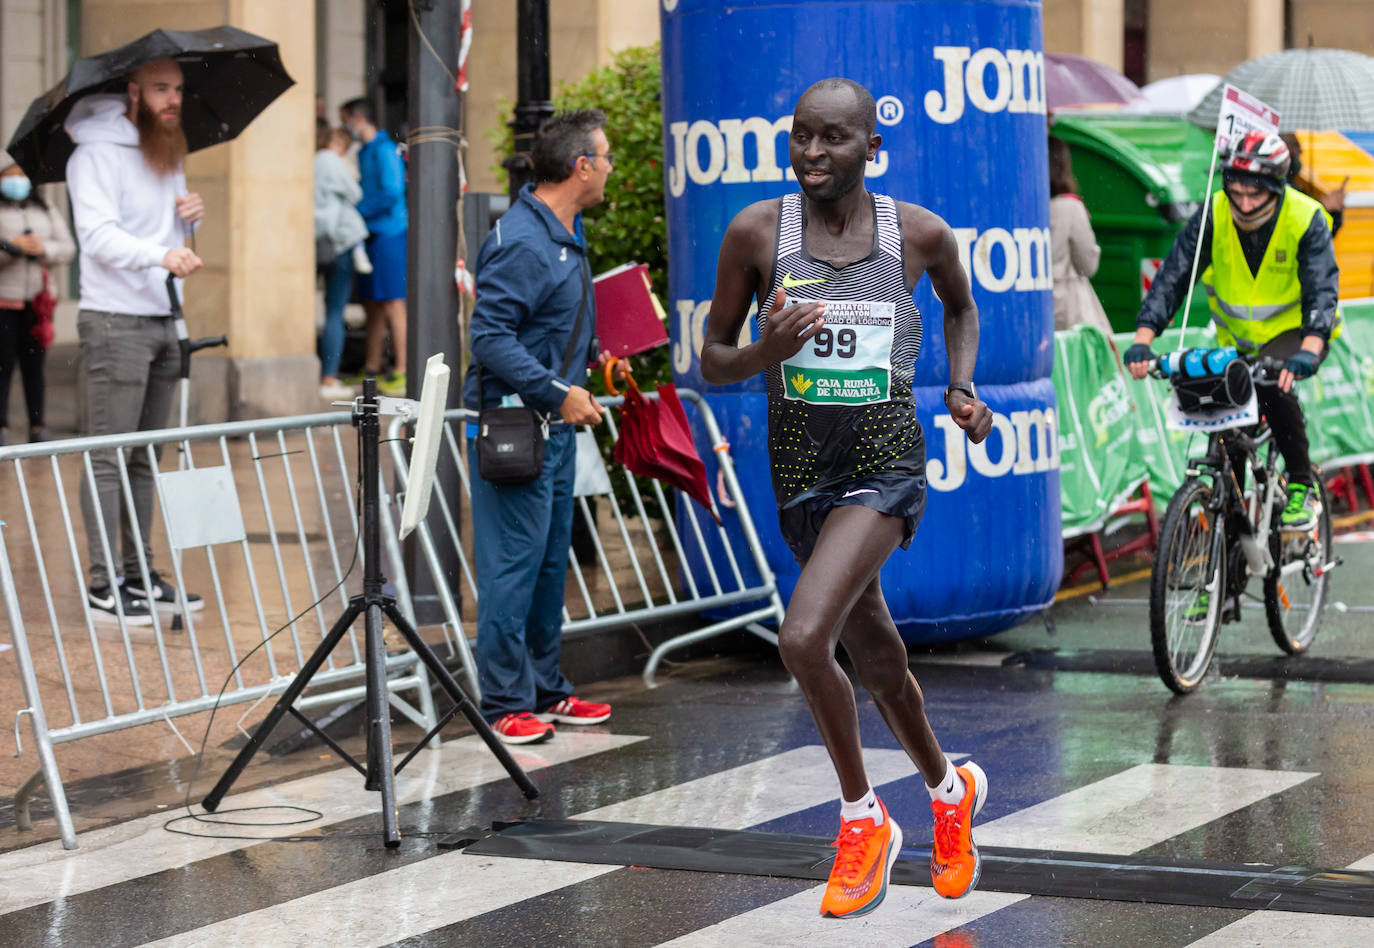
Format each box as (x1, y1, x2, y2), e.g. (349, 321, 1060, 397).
(1053, 326, 1141, 537)
(1049, 307, 1374, 540)
(1302, 301, 1374, 468)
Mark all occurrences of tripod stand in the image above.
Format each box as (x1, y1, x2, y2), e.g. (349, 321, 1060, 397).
(202, 379, 538, 846)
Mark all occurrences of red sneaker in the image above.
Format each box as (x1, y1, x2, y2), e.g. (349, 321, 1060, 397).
(538, 696, 611, 725)
(492, 712, 554, 744)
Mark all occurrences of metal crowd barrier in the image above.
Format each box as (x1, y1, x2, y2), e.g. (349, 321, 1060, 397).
(2, 389, 783, 849)
(0, 413, 437, 849)
(386, 387, 785, 689)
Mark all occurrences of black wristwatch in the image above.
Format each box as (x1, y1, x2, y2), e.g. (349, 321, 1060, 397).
(945, 381, 977, 402)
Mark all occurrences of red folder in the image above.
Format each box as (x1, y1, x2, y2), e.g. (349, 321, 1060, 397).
(594, 263, 669, 359)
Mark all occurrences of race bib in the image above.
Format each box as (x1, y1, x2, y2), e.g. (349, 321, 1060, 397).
(780, 300, 894, 405)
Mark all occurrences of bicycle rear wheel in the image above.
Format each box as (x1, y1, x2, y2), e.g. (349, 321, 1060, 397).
(1265, 477, 1332, 654)
(1150, 477, 1227, 693)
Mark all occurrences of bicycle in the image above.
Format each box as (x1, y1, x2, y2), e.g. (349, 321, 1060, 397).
(1146, 350, 1339, 694)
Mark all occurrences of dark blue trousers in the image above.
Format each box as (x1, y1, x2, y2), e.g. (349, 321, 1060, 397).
(468, 430, 576, 722)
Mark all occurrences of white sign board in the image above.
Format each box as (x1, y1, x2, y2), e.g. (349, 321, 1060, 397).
(1166, 391, 1260, 433)
(156, 466, 247, 549)
(1216, 84, 1280, 151)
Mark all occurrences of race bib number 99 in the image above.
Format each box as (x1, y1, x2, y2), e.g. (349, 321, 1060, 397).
(780, 300, 894, 405)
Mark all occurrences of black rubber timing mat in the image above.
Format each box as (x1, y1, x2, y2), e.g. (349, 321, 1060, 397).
(465, 818, 1374, 917)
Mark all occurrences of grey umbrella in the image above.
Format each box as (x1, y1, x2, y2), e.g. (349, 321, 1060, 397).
(1188, 48, 1374, 131)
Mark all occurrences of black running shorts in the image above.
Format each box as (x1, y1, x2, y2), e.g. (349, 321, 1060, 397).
(776, 444, 927, 565)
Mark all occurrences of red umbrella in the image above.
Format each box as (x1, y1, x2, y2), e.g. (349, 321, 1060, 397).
(605, 359, 720, 524)
(1045, 53, 1144, 111)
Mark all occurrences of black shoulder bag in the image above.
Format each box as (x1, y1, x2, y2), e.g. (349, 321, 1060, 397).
(475, 257, 591, 485)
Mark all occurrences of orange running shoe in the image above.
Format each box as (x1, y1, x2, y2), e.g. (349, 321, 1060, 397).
(819, 798, 903, 918)
(930, 760, 988, 898)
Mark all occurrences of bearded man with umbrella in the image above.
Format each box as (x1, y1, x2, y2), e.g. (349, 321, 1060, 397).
(7, 26, 293, 625)
(61, 56, 209, 625)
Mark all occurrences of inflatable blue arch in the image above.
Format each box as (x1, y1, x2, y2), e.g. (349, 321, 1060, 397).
(661, 0, 1062, 640)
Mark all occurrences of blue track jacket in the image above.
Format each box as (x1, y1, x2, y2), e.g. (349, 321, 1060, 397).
(463, 184, 597, 415)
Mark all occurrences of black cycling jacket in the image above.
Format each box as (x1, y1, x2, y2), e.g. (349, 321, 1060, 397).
(1136, 190, 1340, 341)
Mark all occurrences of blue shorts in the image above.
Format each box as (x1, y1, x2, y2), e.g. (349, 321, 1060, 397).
(777, 465, 927, 565)
(357, 230, 407, 302)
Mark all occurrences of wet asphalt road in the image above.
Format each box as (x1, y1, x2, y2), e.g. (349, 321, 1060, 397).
(3, 538, 1374, 946)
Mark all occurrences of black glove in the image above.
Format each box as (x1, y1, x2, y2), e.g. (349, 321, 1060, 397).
(1123, 343, 1154, 367)
(1284, 349, 1320, 380)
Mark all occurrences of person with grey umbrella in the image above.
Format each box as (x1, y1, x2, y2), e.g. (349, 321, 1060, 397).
(66, 56, 206, 625)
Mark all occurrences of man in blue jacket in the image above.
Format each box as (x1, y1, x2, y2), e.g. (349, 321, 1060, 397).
(340, 98, 408, 395)
(463, 109, 613, 744)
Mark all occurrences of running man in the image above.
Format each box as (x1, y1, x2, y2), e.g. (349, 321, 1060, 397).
(700, 78, 994, 919)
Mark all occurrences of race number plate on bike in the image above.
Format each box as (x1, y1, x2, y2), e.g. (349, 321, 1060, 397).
(780, 300, 893, 405)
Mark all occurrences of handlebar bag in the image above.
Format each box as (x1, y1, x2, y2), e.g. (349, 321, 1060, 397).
(1171, 357, 1253, 414)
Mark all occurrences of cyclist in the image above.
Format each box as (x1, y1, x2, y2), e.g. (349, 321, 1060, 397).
(1123, 130, 1341, 532)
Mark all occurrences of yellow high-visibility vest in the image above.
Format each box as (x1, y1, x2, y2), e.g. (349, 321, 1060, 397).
(1201, 186, 1341, 351)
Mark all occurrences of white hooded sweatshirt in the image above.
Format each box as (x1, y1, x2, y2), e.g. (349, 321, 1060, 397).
(64, 94, 191, 315)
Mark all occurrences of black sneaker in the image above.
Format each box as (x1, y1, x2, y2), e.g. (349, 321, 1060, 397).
(88, 583, 154, 626)
(125, 571, 205, 612)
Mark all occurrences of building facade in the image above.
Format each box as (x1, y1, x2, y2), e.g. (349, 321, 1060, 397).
(1044, 0, 1374, 83)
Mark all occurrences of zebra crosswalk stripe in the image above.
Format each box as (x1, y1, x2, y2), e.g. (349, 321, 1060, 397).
(1183, 851, 1374, 946)
(577, 743, 937, 826)
(977, 762, 1316, 853)
(659, 888, 1027, 946)
(136, 855, 616, 948)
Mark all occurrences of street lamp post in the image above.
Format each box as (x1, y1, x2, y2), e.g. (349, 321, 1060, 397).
(505, 0, 554, 197)
(405, 0, 463, 625)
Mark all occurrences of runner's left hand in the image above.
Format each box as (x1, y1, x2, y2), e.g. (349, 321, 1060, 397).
(946, 390, 993, 444)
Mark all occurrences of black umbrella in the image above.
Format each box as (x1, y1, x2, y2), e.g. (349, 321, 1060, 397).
(5, 25, 294, 184)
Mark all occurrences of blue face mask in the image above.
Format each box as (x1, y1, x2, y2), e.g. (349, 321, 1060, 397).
(0, 176, 31, 202)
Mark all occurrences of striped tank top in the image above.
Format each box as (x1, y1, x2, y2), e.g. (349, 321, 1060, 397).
(760, 191, 925, 506)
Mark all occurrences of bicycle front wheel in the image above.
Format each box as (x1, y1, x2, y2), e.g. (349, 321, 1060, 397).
(1151, 477, 1227, 693)
(1266, 477, 1333, 654)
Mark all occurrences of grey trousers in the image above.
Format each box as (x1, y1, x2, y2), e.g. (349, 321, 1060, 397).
(77, 310, 179, 589)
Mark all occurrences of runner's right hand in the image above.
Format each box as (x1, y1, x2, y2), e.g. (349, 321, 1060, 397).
(757, 289, 826, 364)
(162, 247, 203, 278)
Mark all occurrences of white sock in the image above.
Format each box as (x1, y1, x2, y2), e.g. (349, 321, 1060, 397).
(928, 757, 966, 805)
(840, 788, 883, 825)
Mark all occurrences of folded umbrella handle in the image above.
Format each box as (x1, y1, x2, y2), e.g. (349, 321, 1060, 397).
(603, 356, 642, 399)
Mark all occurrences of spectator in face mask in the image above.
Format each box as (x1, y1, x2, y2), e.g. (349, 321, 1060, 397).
(0, 148, 76, 445)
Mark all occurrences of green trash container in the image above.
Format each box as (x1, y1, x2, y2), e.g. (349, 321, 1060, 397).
(1051, 114, 1216, 332)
